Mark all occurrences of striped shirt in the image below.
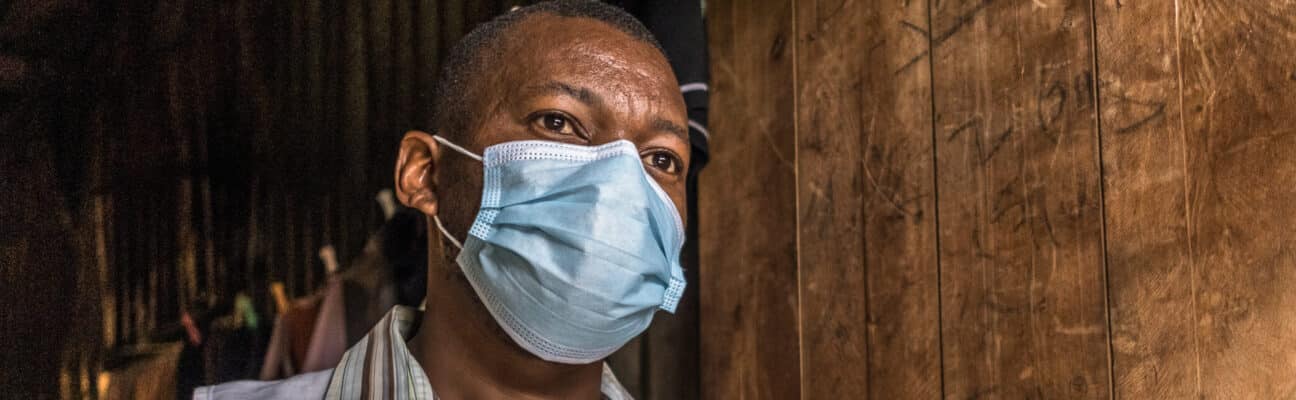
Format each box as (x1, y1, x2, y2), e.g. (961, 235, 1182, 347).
(195, 306, 633, 400)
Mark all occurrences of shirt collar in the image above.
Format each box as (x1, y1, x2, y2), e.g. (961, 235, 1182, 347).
(323, 306, 632, 400)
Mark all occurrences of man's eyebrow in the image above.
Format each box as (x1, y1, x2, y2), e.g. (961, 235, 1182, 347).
(651, 117, 689, 142)
(527, 82, 688, 142)
(527, 81, 603, 107)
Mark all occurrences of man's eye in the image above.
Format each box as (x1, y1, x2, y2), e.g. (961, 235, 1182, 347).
(534, 113, 577, 136)
(642, 152, 681, 174)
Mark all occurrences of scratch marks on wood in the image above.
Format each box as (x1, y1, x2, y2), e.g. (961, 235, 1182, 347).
(770, 32, 787, 61)
(1038, 80, 1068, 136)
(1035, 70, 1097, 143)
(1067, 74, 1171, 135)
(1114, 103, 1166, 134)
(901, 20, 929, 37)
(758, 122, 795, 169)
(1035, 196, 1059, 247)
(861, 144, 929, 219)
(981, 126, 1014, 165)
(896, 0, 996, 74)
(941, 116, 1013, 166)
(809, 0, 853, 35)
(990, 179, 1023, 225)
(947, 117, 982, 142)
(1104, 85, 1168, 134)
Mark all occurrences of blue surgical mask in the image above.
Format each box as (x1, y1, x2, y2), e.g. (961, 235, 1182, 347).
(431, 135, 686, 364)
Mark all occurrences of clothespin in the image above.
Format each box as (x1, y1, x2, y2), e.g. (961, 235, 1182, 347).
(97, 372, 112, 396)
(235, 293, 259, 330)
(376, 189, 397, 220)
(270, 282, 290, 315)
(180, 311, 203, 346)
(319, 245, 339, 275)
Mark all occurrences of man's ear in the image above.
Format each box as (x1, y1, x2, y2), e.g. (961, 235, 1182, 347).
(394, 130, 441, 217)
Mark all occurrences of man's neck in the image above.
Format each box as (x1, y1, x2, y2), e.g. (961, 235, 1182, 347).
(410, 254, 604, 400)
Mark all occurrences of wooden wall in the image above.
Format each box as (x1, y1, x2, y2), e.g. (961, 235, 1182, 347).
(701, 0, 1296, 398)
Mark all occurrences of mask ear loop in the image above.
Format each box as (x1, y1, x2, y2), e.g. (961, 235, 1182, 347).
(424, 215, 460, 312)
(429, 134, 477, 251)
(432, 135, 483, 161)
(433, 215, 463, 250)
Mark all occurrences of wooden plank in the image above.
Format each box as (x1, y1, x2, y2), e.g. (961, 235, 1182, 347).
(700, 0, 801, 399)
(793, 0, 942, 398)
(96, 194, 116, 348)
(301, 0, 325, 199)
(340, 0, 368, 263)
(930, 0, 1112, 398)
(167, 41, 198, 308)
(1094, 1, 1296, 398)
(440, 0, 467, 52)
(414, 0, 440, 130)
(793, 1, 868, 396)
(304, 0, 324, 138)
(392, 0, 415, 132)
(146, 197, 159, 336)
(366, 0, 394, 209)
(303, 207, 316, 291)
(0, 106, 85, 397)
(285, 195, 299, 293)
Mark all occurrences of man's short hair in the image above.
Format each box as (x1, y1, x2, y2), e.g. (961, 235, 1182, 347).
(431, 0, 664, 142)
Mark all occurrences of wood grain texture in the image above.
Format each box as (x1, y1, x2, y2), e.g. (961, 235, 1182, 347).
(1095, 1, 1296, 398)
(794, 0, 869, 394)
(366, 0, 395, 223)
(415, 0, 441, 130)
(930, 0, 1112, 398)
(794, 0, 941, 398)
(701, 0, 801, 399)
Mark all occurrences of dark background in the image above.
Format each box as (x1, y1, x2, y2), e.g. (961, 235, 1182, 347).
(0, 0, 702, 398)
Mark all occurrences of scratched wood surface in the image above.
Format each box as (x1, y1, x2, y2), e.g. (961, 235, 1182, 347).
(703, 0, 1295, 398)
(930, 0, 1112, 398)
(794, 0, 871, 396)
(793, 0, 943, 398)
(1095, 1, 1296, 399)
(700, 0, 802, 399)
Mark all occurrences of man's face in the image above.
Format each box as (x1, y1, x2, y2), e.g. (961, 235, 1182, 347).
(441, 14, 690, 228)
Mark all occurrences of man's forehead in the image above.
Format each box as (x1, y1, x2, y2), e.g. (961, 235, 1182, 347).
(500, 14, 676, 83)
(485, 14, 685, 124)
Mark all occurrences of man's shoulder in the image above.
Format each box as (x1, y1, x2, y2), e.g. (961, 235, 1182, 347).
(192, 369, 333, 400)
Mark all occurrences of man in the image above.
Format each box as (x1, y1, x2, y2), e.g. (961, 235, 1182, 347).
(194, 1, 690, 399)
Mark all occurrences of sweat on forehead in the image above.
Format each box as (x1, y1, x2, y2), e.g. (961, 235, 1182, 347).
(430, 0, 667, 144)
